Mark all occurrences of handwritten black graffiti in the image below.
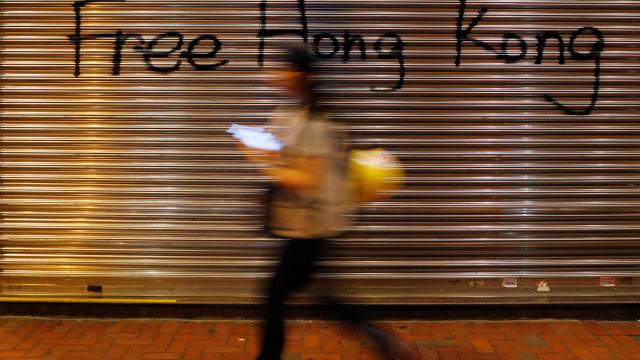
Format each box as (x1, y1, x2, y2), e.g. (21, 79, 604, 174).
(455, 0, 606, 115)
(69, 0, 405, 92)
(68, 0, 609, 110)
(69, 0, 228, 77)
(256, 0, 405, 92)
(257, 0, 309, 67)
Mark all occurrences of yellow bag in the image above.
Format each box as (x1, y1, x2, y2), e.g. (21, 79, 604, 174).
(349, 148, 405, 202)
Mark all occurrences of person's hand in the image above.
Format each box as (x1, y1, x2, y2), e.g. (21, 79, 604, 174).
(236, 142, 279, 164)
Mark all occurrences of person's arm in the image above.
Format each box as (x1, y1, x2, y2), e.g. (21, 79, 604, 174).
(265, 154, 326, 190)
(237, 141, 326, 190)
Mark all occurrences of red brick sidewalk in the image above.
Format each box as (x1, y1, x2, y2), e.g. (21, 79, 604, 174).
(0, 317, 639, 359)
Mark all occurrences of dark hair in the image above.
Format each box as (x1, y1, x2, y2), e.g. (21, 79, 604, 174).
(280, 43, 315, 74)
(279, 43, 324, 112)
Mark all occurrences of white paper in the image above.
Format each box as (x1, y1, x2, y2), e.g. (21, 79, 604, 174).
(227, 124, 283, 151)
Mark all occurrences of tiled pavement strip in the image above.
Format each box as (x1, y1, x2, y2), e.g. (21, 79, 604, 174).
(0, 317, 639, 360)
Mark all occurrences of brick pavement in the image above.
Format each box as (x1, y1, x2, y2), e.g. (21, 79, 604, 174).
(0, 317, 638, 359)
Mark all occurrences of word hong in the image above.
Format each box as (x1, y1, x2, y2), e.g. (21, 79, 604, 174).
(257, 0, 405, 92)
(455, 0, 605, 115)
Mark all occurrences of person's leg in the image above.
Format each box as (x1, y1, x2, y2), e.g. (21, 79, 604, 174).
(315, 281, 418, 359)
(257, 239, 326, 360)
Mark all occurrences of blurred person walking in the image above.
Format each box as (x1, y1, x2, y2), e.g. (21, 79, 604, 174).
(237, 44, 417, 360)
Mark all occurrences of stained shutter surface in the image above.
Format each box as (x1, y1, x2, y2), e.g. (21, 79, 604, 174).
(1, 0, 639, 303)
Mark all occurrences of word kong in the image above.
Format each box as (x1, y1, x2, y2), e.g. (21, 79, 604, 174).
(455, 0, 605, 115)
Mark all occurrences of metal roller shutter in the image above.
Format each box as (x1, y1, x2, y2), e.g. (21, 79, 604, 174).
(1, 0, 639, 304)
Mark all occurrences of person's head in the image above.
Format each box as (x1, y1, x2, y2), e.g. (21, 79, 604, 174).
(270, 43, 318, 105)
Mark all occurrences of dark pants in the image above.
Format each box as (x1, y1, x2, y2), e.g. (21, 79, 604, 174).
(257, 238, 369, 360)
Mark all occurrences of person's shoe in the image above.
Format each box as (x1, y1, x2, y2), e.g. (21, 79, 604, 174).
(364, 326, 419, 360)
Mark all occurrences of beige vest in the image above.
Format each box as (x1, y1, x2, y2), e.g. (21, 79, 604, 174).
(265, 106, 352, 239)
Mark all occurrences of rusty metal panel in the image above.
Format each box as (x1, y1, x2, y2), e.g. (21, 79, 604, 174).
(1, 0, 639, 303)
